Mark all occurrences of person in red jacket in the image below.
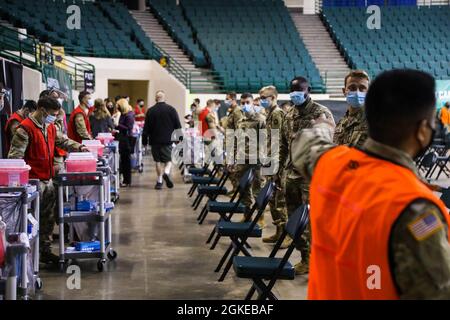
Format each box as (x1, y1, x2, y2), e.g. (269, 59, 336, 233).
(4, 100, 37, 153)
(134, 98, 146, 122)
(8, 97, 88, 264)
(68, 90, 93, 143)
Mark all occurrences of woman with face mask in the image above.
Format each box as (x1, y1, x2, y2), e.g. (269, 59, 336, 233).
(116, 99, 135, 187)
(89, 98, 115, 138)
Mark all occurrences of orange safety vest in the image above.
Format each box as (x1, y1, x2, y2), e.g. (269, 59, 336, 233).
(308, 146, 450, 300)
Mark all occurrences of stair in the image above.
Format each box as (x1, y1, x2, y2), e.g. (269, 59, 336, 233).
(290, 11, 350, 96)
(130, 9, 218, 92)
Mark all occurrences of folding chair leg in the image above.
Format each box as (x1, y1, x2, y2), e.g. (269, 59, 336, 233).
(245, 284, 257, 300)
(206, 227, 216, 244)
(214, 243, 233, 273)
(194, 195, 204, 210)
(210, 233, 221, 250)
(188, 183, 197, 196)
(198, 209, 209, 224)
(218, 246, 239, 282)
(196, 207, 207, 221)
(192, 194, 201, 207)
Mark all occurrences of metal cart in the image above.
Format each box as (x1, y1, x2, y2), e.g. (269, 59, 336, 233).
(106, 141, 120, 202)
(0, 179, 41, 298)
(55, 172, 117, 272)
(132, 129, 144, 173)
(0, 242, 27, 300)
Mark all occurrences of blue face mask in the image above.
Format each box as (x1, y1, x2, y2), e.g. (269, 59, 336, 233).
(253, 105, 263, 113)
(290, 91, 306, 106)
(242, 103, 253, 114)
(260, 99, 271, 109)
(45, 115, 57, 124)
(346, 91, 366, 108)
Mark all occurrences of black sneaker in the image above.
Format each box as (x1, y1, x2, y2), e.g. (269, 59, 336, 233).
(40, 250, 59, 265)
(163, 173, 174, 188)
(155, 182, 163, 190)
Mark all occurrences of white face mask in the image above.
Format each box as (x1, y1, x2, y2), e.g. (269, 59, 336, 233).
(87, 98, 94, 108)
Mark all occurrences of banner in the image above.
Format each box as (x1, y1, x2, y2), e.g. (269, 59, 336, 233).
(84, 70, 95, 93)
(436, 80, 450, 110)
(42, 64, 73, 112)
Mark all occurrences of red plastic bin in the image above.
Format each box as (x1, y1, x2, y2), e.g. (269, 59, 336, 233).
(66, 159, 97, 173)
(0, 167, 30, 186)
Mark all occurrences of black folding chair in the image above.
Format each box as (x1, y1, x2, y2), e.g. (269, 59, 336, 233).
(201, 169, 255, 247)
(187, 162, 221, 198)
(214, 181, 275, 282)
(233, 204, 310, 300)
(192, 168, 230, 211)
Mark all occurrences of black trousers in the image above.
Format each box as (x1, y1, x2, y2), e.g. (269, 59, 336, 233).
(119, 134, 133, 185)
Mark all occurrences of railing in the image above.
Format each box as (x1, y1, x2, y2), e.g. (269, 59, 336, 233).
(0, 24, 95, 91)
(417, 0, 450, 5)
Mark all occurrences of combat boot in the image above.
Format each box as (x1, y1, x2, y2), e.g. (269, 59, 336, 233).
(262, 221, 283, 243)
(279, 235, 293, 249)
(257, 214, 266, 229)
(294, 251, 310, 275)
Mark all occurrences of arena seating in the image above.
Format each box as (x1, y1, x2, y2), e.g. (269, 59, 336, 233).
(180, 0, 324, 93)
(322, 6, 450, 79)
(0, 0, 154, 59)
(148, 0, 208, 67)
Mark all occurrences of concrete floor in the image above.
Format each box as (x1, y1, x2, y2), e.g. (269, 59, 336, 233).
(37, 156, 308, 300)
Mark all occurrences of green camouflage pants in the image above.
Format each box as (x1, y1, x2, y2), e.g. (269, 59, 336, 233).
(285, 176, 310, 261)
(268, 177, 287, 226)
(39, 180, 57, 251)
(235, 165, 265, 213)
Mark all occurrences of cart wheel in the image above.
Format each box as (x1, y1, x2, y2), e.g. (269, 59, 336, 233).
(59, 262, 66, 273)
(138, 165, 144, 174)
(107, 250, 118, 261)
(97, 260, 105, 272)
(35, 278, 43, 291)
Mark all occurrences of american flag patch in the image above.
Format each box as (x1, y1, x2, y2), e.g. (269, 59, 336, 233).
(408, 212, 443, 241)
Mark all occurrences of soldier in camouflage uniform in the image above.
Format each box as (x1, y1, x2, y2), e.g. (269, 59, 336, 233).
(258, 86, 289, 245)
(225, 92, 245, 196)
(234, 93, 266, 228)
(291, 69, 450, 299)
(8, 97, 87, 264)
(280, 77, 335, 275)
(333, 70, 370, 148)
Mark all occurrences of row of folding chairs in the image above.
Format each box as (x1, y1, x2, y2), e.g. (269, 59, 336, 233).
(183, 157, 309, 300)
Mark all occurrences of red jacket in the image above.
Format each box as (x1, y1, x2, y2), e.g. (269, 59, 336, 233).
(4, 112, 24, 153)
(68, 106, 91, 143)
(20, 118, 56, 180)
(198, 108, 210, 136)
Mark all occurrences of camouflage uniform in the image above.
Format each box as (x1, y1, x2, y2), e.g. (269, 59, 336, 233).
(280, 98, 335, 271)
(204, 111, 219, 146)
(8, 113, 82, 253)
(226, 106, 245, 191)
(53, 109, 67, 173)
(333, 107, 368, 147)
(292, 125, 450, 298)
(234, 111, 266, 215)
(265, 105, 287, 226)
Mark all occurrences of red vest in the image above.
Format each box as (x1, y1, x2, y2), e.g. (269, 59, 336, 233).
(4, 112, 24, 153)
(20, 118, 56, 180)
(198, 108, 210, 136)
(68, 106, 91, 143)
(308, 146, 450, 300)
